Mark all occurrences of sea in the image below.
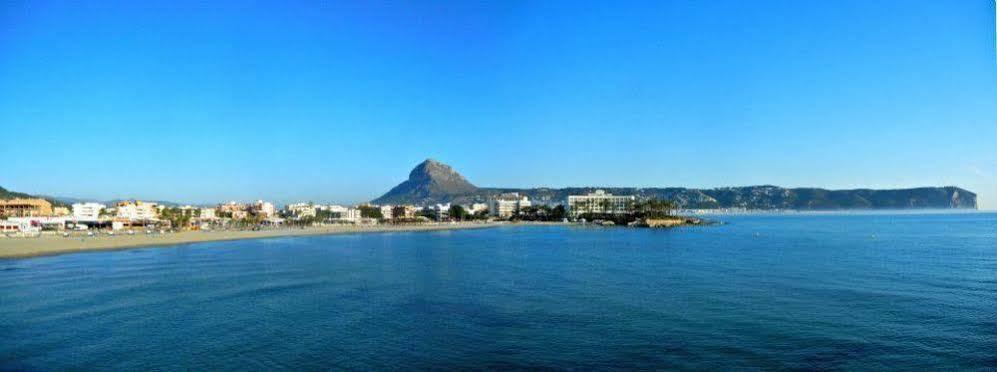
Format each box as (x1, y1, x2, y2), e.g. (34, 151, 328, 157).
(1, 213, 995, 370)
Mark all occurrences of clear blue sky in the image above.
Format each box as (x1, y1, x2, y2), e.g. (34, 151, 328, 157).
(2, 0, 995, 208)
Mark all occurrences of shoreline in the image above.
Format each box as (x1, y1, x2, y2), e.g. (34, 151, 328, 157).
(0, 223, 502, 260)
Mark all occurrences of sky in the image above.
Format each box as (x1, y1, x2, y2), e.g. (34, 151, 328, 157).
(1, 0, 995, 208)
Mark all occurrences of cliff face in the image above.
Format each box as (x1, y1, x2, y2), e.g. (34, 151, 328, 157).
(372, 161, 978, 210)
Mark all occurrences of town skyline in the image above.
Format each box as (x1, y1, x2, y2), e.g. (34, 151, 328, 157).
(1, 158, 981, 211)
(2, 1, 995, 209)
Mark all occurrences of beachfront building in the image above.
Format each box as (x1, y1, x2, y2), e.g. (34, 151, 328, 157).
(218, 201, 252, 220)
(0, 220, 20, 233)
(433, 203, 451, 220)
(567, 190, 635, 217)
(0, 198, 53, 218)
(379, 205, 394, 220)
(5, 216, 69, 231)
(488, 193, 531, 218)
(249, 200, 276, 218)
(219, 201, 246, 214)
(287, 203, 316, 218)
(116, 201, 159, 221)
(392, 205, 417, 220)
(53, 206, 70, 216)
(466, 203, 488, 215)
(318, 205, 349, 217)
(199, 207, 217, 220)
(342, 208, 361, 222)
(72, 202, 105, 221)
(317, 204, 343, 212)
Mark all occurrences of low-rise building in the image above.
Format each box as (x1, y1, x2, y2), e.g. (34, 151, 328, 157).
(488, 193, 531, 218)
(392, 205, 418, 219)
(433, 203, 451, 219)
(567, 190, 635, 217)
(0, 220, 20, 232)
(249, 200, 276, 218)
(0, 198, 53, 217)
(466, 203, 488, 215)
(72, 202, 106, 221)
(219, 201, 246, 215)
(287, 203, 317, 218)
(379, 205, 394, 220)
(116, 200, 159, 221)
(342, 208, 361, 222)
(5, 216, 69, 231)
(199, 207, 217, 220)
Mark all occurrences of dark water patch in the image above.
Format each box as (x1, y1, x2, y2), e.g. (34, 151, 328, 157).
(199, 280, 327, 303)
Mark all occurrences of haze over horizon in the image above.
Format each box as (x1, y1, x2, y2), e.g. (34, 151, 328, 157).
(2, 1, 995, 209)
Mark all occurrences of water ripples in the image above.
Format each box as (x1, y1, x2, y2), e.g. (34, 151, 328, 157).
(1, 213, 996, 369)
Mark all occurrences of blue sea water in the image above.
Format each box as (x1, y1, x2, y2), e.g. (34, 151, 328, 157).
(1, 213, 995, 370)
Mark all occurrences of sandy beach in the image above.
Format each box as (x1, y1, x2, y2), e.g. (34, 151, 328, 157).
(0, 223, 501, 259)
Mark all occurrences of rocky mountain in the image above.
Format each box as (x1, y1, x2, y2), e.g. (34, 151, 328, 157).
(372, 161, 978, 210)
(372, 159, 480, 205)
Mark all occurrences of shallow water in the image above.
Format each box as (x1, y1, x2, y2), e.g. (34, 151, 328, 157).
(1, 213, 995, 369)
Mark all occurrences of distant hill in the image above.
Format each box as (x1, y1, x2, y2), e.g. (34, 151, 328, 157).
(0, 186, 70, 208)
(0, 187, 184, 208)
(372, 161, 978, 210)
(101, 199, 182, 207)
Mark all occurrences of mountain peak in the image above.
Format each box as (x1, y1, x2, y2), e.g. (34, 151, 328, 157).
(409, 159, 466, 182)
(373, 159, 478, 205)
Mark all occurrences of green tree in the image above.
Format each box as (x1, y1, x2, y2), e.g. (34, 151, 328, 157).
(550, 205, 567, 220)
(358, 205, 383, 219)
(448, 205, 469, 221)
(417, 208, 438, 221)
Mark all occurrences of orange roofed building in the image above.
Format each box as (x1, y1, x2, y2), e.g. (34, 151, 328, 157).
(0, 198, 54, 218)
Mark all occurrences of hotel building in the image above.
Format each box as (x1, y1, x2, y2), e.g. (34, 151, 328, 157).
(287, 203, 317, 218)
(379, 205, 394, 220)
(0, 198, 53, 218)
(199, 207, 217, 220)
(488, 193, 531, 218)
(72, 203, 106, 221)
(250, 200, 276, 218)
(567, 190, 635, 217)
(116, 201, 159, 221)
(391, 205, 418, 219)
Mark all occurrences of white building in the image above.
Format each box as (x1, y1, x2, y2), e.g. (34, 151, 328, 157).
(251, 200, 276, 218)
(199, 207, 217, 220)
(319, 205, 349, 214)
(287, 203, 317, 218)
(466, 203, 488, 215)
(343, 208, 361, 221)
(116, 201, 159, 221)
(379, 205, 393, 220)
(392, 205, 418, 219)
(567, 190, 635, 217)
(488, 193, 531, 218)
(5, 216, 70, 231)
(72, 202, 105, 221)
(433, 203, 451, 219)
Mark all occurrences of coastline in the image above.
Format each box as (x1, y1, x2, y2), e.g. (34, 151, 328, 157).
(0, 223, 501, 260)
